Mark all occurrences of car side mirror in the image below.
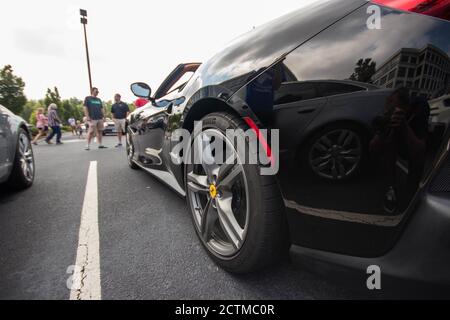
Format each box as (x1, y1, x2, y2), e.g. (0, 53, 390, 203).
(131, 82, 152, 99)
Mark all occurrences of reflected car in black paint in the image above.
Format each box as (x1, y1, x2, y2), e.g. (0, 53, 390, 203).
(126, 0, 450, 289)
(272, 78, 390, 180)
(0, 105, 35, 190)
(102, 118, 118, 136)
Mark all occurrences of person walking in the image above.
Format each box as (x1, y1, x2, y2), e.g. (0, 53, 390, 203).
(82, 116, 89, 134)
(45, 103, 63, 145)
(76, 120, 84, 139)
(111, 94, 130, 147)
(68, 117, 77, 135)
(83, 87, 107, 150)
(31, 108, 49, 145)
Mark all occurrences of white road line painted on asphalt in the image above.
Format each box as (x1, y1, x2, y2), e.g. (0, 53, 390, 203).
(70, 161, 102, 300)
(35, 139, 84, 145)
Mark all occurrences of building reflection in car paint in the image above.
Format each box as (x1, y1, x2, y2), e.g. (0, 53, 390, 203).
(233, 4, 450, 256)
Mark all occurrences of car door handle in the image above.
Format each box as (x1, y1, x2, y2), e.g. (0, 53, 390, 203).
(297, 108, 316, 114)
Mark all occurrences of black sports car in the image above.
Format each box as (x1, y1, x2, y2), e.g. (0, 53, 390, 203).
(126, 0, 450, 288)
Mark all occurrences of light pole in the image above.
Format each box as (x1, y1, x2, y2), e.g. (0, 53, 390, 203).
(80, 9, 93, 93)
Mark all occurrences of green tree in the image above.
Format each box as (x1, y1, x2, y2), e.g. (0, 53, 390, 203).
(21, 100, 44, 125)
(60, 100, 73, 123)
(44, 87, 62, 109)
(349, 58, 377, 84)
(44, 86, 68, 123)
(104, 100, 113, 119)
(69, 99, 84, 121)
(0, 65, 27, 114)
(62, 98, 84, 122)
(29, 109, 39, 126)
(128, 102, 136, 113)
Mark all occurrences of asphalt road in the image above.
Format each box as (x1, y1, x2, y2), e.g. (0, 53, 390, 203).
(0, 133, 373, 300)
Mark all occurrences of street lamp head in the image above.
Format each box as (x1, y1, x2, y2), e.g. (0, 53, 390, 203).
(80, 8, 93, 92)
(80, 9, 88, 24)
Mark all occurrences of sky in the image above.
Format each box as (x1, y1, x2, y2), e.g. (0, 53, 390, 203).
(1, 0, 318, 103)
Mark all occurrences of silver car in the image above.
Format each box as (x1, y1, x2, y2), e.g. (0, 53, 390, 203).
(0, 104, 35, 190)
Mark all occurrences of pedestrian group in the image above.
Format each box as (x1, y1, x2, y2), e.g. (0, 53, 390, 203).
(32, 86, 134, 150)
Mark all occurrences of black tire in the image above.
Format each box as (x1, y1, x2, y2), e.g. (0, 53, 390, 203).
(6, 128, 35, 190)
(301, 123, 367, 181)
(185, 112, 289, 273)
(126, 130, 139, 170)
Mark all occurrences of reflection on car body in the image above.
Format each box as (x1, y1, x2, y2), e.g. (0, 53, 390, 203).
(125, 0, 450, 288)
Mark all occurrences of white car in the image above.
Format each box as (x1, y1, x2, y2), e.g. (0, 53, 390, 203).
(102, 118, 117, 136)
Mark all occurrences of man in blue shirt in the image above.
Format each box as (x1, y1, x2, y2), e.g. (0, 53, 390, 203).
(83, 87, 107, 150)
(111, 93, 130, 148)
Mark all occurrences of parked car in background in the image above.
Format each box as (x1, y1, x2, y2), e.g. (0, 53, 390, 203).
(126, 0, 450, 290)
(103, 118, 117, 136)
(0, 105, 35, 190)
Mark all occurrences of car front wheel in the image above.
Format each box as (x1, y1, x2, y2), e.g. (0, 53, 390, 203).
(184, 112, 288, 273)
(6, 128, 35, 190)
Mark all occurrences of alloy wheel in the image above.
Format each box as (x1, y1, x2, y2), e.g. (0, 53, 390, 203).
(18, 133, 34, 182)
(187, 129, 249, 257)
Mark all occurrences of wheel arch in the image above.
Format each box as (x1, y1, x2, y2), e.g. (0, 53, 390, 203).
(20, 122, 31, 138)
(182, 97, 241, 132)
(182, 85, 262, 133)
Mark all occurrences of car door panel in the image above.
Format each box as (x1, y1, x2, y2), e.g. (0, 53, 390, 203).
(139, 107, 167, 168)
(272, 98, 327, 152)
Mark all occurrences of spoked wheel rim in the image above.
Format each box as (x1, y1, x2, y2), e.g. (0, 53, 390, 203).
(309, 129, 361, 180)
(18, 133, 34, 182)
(187, 129, 249, 257)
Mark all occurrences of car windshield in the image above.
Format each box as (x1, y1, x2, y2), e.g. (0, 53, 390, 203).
(166, 71, 196, 94)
